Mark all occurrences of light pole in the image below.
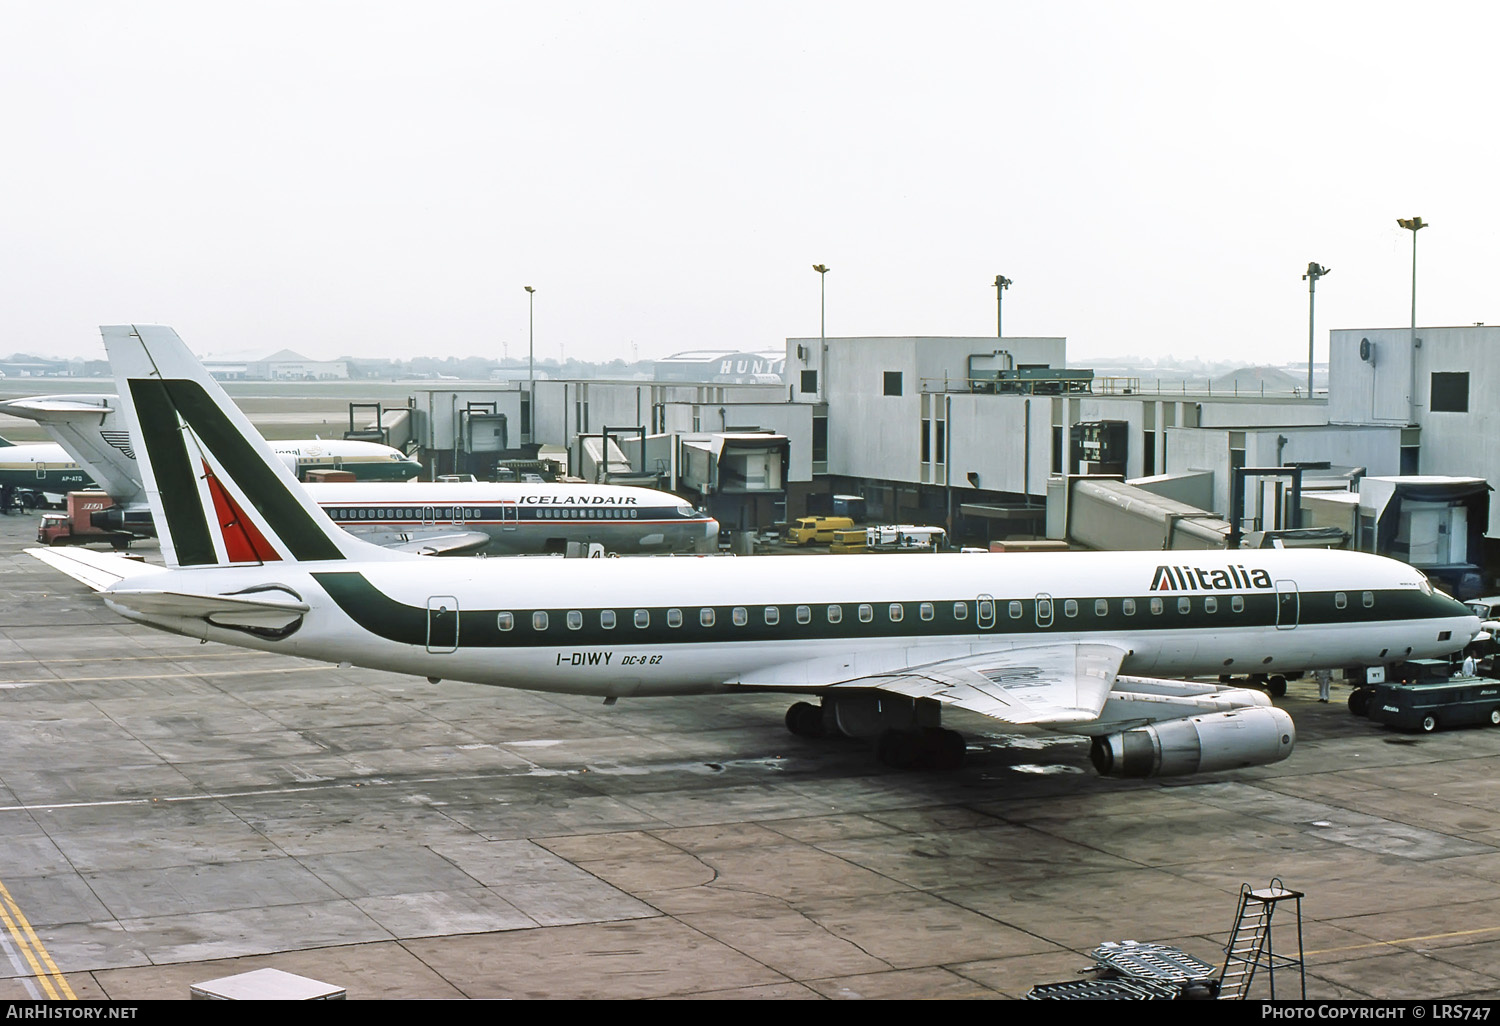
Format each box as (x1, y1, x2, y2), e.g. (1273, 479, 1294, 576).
(1397, 217, 1428, 421)
(524, 285, 535, 441)
(993, 275, 1012, 337)
(1302, 263, 1330, 396)
(812, 264, 829, 339)
(525, 288, 537, 390)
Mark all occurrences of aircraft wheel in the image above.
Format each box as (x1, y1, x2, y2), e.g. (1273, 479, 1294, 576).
(784, 702, 825, 738)
(925, 728, 967, 771)
(875, 729, 919, 770)
(1267, 675, 1288, 698)
(1420, 714, 1439, 733)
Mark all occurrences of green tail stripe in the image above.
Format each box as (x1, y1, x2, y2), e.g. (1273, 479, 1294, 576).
(163, 379, 345, 562)
(130, 379, 217, 565)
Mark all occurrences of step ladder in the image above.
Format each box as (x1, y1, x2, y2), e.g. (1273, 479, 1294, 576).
(1218, 878, 1306, 1000)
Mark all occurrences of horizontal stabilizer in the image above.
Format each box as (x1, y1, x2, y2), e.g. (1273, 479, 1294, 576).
(104, 588, 309, 620)
(0, 396, 116, 419)
(26, 546, 159, 592)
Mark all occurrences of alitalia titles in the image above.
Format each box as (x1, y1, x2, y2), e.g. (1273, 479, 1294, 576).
(1151, 564, 1274, 592)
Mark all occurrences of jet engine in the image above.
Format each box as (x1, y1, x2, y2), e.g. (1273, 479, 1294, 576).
(1089, 707, 1295, 778)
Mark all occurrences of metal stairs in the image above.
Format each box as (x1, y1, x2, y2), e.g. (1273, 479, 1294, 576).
(1218, 878, 1306, 1000)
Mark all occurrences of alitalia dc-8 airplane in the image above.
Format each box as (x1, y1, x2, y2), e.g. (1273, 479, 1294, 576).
(29, 326, 1483, 777)
(0, 393, 719, 555)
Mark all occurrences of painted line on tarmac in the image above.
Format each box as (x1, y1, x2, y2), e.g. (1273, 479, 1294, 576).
(0, 876, 74, 1000)
(1308, 923, 1500, 955)
(0, 665, 330, 687)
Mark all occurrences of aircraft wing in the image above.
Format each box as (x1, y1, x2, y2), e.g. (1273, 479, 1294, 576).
(368, 530, 493, 557)
(812, 642, 1129, 728)
(26, 546, 160, 592)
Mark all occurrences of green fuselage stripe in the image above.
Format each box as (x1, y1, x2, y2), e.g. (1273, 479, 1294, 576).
(311, 572, 1460, 654)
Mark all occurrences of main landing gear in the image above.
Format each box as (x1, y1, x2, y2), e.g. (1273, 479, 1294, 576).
(785, 696, 967, 771)
(1220, 672, 1288, 698)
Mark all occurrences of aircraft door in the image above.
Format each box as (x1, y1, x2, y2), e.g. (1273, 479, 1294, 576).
(422, 505, 435, 527)
(34, 462, 46, 480)
(500, 502, 518, 531)
(976, 593, 995, 630)
(427, 596, 459, 653)
(1275, 580, 1298, 630)
(1035, 593, 1054, 629)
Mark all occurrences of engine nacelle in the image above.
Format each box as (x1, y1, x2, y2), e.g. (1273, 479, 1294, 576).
(1089, 707, 1295, 778)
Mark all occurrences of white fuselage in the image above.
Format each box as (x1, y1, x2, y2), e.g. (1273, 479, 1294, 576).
(103, 548, 1479, 701)
(308, 481, 719, 555)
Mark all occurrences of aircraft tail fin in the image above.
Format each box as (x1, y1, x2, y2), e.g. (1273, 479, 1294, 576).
(0, 395, 144, 502)
(102, 325, 408, 569)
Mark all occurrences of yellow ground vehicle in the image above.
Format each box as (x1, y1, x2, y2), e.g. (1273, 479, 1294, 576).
(829, 528, 868, 553)
(787, 516, 855, 545)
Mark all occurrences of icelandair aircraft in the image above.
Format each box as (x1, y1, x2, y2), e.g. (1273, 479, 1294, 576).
(29, 327, 1483, 777)
(1, 394, 718, 555)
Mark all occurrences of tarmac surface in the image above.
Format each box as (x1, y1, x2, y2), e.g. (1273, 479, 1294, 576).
(3, 512, 1500, 1000)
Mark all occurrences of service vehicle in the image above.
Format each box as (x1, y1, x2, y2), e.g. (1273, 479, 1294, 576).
(786, 515, 855, 545)
(829, 528, 867, 553)
(1362, 676, 1500, 732)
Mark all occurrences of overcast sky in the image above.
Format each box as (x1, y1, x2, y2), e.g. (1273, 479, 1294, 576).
(2, 2, 1495, 367)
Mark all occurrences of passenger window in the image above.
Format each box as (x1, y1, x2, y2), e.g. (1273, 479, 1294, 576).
(1231, 595, 1244, 613)
(1177, 597, 1191, 614)
(888, 603, 903, 622)
(953, 602, 967, 620)
(920, 602, 934, 621)
(1335, 592, 1347, 609)
(859, 604, 873, 623)
(732, 607, 747, 626)
(1363, 591, 1374, 608)
(1064, 599, 1078, 618)
(532, 611, 549, 631)
(496, 612, 514, 631)
(634, 609, 650, 628)
(1123, 598, 1136, 616)
(667, 608, 683, 628)
(1009, 600, 1023, 619)
(600, 609, 616, 629)
(1150, 598, 1163, 615)
(1205, 596, 1217, 614)
(764, 606, 780, 625)
(1095, 599, 1108, 616)
(796, 605, 811, 624)
(566, 610, 583, 630)
(827, 605, 842, 624)
(700, 608, 715, 627)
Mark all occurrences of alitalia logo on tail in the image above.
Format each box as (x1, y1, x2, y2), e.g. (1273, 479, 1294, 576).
(1150, 564, 1274, 592)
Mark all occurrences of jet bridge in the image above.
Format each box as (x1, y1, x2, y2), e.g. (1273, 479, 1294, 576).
(1048, 474, 1232, 551)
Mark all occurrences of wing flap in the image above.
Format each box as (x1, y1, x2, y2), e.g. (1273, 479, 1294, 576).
(821, 642, 1129, 727)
